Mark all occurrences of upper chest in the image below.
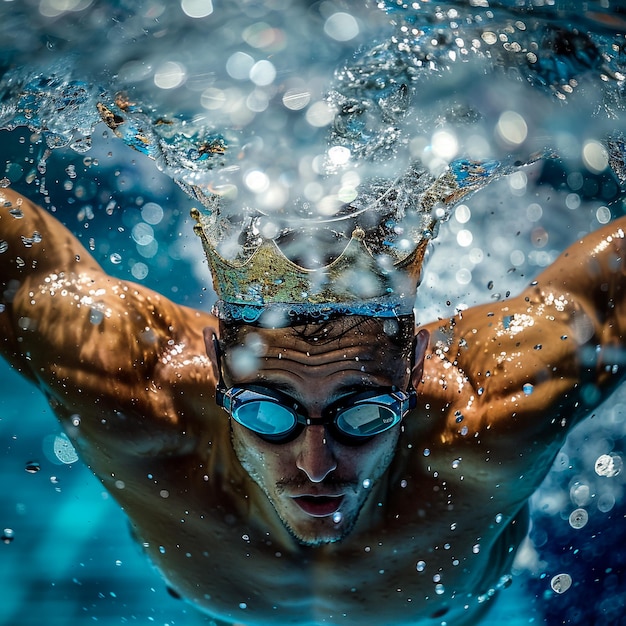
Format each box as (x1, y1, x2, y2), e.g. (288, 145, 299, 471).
(107, 450, 526, 626)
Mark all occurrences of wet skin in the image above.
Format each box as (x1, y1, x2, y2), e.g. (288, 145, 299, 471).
(3, 188, 626, 625)
(218, 323, 425, 547)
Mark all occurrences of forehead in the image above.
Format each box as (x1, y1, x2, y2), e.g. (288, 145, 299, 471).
(221, 317, 412, 387)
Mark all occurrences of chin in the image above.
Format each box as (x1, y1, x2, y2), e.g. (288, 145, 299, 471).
(275, 497, 365, 547)
(283, 518, 354, 547)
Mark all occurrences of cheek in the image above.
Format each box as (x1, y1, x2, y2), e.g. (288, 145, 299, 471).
(232, 424, 291, 474)
(351, 430, 399, 474)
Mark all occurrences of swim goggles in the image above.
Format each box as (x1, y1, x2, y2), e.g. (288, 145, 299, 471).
(213, 335, 416, 445)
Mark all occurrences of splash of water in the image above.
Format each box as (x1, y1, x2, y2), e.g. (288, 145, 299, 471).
(0, 1, 624, 263)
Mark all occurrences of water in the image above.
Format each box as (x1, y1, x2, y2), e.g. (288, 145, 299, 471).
(1, 1, 626, 625)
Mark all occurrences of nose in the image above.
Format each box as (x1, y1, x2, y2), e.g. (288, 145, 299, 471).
(295, 425, 338, 483)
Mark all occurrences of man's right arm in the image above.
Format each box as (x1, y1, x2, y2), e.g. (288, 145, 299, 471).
(0, 189, 103, 375)
(0, 188, 219, 457)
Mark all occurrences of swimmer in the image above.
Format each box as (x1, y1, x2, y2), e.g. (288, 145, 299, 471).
(2, 187, 626, 625)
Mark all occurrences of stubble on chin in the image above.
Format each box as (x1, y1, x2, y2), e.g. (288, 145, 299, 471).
(230, 431, 364, 545)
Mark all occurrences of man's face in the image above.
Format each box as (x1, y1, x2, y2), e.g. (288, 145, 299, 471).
(215, 318, 420, 546)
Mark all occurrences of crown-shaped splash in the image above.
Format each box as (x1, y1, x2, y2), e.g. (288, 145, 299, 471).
(191, 159, 515, 323)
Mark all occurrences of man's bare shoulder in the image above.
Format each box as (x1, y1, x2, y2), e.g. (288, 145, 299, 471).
(414, 218, 626, 465)
(0, 189, 220, 452)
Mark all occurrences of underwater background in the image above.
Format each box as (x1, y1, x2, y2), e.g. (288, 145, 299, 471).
(1, 1, 626, 624)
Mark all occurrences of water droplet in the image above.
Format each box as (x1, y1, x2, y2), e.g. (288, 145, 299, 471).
(423, 448, 431, 457)
(159, 545, 166, 554)
(239, 602, 248, 610)
(2, 528, 15, 544)
(495, 513, 503, 524)
(597, 492, 616, 513)
(522, 383, 534, 395)
(53, 433, 78, 464)
(362, 478, 371, 489)
(109, 252, 122, 264)
(498, 574, 513, 589)
(550, 573, 572, 594)
(416, 560, 426, 572)
(89, 308, 104, 325)
(25, 461, 41, 473)
(472, 543, 480, 554)
(595, 453, 623, 477)
(332, 511, 343, 524)
(435, 583, 445, 595)
(569, 508, 588, 529)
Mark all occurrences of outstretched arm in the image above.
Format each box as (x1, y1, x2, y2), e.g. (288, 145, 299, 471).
(420, 215, 626, 454)
(0, 188, 218, 456)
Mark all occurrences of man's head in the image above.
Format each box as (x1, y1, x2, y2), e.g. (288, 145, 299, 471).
(205, 313, 428, 546)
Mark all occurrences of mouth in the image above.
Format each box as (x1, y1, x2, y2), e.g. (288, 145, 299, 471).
(292, 495, 344, 517)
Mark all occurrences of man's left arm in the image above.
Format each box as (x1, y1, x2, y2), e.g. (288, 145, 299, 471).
(423, 215, 626, 447)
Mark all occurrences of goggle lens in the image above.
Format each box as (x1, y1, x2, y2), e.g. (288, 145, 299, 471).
(234, 400, 297, 437)
(335, 404, 400, 437)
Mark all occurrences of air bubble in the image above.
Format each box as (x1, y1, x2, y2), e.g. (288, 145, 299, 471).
(416, 560, 426, 572)
(568, 508, 588, 529)
(2, 528, 15, 544)
(332, 511, 343, 524)
(25, 461, 41, 473)
(522, 383, 534, 395)
(595, 453, 623, 477)
(362, 478, 371, 489)
(597, 493, 615, 513)
(52, 433, 79, 464)
(550, 573, 572, 594)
